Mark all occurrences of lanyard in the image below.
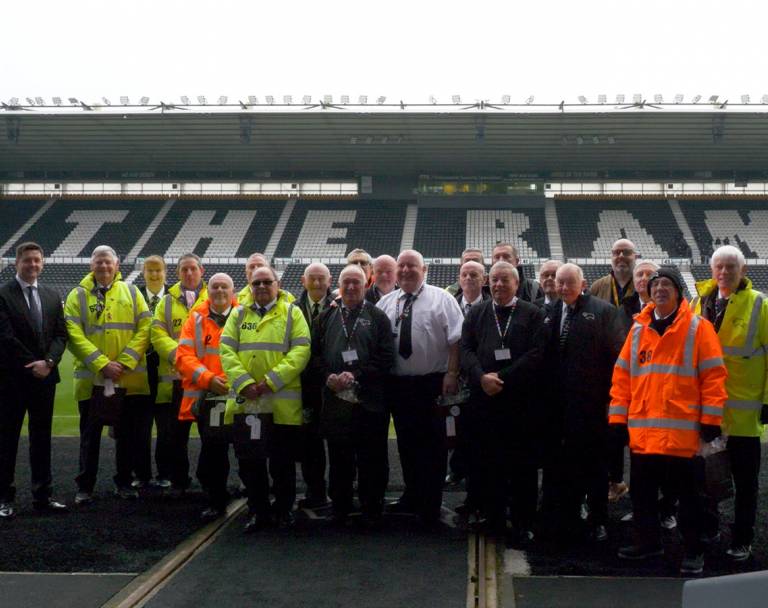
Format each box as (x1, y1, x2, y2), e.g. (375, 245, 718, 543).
(395, 284, 425, 328)
(493, 298, 517, 343)
(340, 306, 364, 347)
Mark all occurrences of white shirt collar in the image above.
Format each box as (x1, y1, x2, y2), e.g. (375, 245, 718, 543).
(461, 293, 483, 307)
(15, 274, 38, 289)
(400, 281, 426, 298)
(212, 305, 232, 317)
(653, 307, 677, 321)
(544, 295, 552, 305)
(147, 285, 165, 300)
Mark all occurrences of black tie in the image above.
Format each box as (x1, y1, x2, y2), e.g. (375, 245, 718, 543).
(312, 301, 320, 320)
(258, 306, 268, 318)
(559, 306, 575, 353)
(714, 297, 727, 332)
(398, 293, 413, 359)
(465, 302, 472, 315)
(27, 286, 43, 335)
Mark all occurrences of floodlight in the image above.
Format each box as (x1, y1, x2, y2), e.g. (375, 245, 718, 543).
(35, 97, 44, 105)
(197, 96, 207, 104)
(377, 96, 386, 104)
(68, 97, 78, 105)
(341, 95, 349, 104)
(26, 97, 34, 105)
(501, 94, 511, 104)
(102, 97, 111, 105)
(9, 97, 19, 105)
(358, 95, 367, 104)
(120, 96, 130, 105)
(616, 94, 625, 104)
(692, 94, 701, 103)
(140, 96, 150, 105)
(654, 94, 663, 103)
(52, 97, 62, 106)
(452, 95, 461, 104)
(218, 96, 228, 105)
(266, 95, 274, 105)
(762, 94, 768, 104)
(741, 94, 750, 104)
(576, 136, 584, 145)
(323, 95, 332, 104)
(578, 95, 587, 104)
(709, 95, 718, 103)
(180, 96, 190, 105)
(248, 95, 258, 105)
(526, 95, 534, 104)
(597, 94, 607, 104)
(303, 95, 312, 104)
(283, 95, 292, 104)
(633, 93, 642, 103)
(674, 94, 684, 103)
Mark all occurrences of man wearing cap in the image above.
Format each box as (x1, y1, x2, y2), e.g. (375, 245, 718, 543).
(691, 245, 768, 562)
(611, 266, 727, 575)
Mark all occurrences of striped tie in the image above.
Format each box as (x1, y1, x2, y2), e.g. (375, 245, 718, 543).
(559, 306, 575, 352)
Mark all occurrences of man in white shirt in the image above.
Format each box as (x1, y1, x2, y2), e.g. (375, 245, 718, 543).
(377, 249, 464, 524)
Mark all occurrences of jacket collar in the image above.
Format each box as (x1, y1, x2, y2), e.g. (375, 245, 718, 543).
(695, 277, 752, 298)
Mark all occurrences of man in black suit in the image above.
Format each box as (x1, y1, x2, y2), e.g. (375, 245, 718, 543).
(0, 242, 68, 518)
(540, 263, 623, 543)
(460, 261, 545, 536)
(533, 260, 562, 308)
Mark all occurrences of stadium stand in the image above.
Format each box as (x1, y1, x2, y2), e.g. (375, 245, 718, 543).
(3, 199, 164, 258)
(274, 200, 407, 258)
(0, 199, 48, 252)
(414, 207, 550, 259)
(679, 199, 768, 259)
(691, 264, 768, 294)
(556, 199, 691, 259)
(139, 200, 285, 259)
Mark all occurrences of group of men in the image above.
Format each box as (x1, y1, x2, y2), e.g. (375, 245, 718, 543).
(0, 238, 766, 576)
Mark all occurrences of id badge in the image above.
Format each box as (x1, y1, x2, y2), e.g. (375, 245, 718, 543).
(494, 348, 511, 361)
(342, 349, 359, 364)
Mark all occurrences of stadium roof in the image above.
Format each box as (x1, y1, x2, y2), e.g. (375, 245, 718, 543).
(2, 103, 768, 178)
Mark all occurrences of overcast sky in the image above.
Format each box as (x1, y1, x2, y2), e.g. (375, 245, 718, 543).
(2, 0, 766, 106)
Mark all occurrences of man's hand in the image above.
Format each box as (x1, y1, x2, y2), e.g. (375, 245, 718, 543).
(101, 361, 124, 381)
(209, 376, 229, 396)
(326, 374, 344, 393)
(240, 383, 262, 400)
(480, 372, 504, 397)
(338, 371, 355, 388)
(442, 372, 459, 396)
(25, 360, 51, 380)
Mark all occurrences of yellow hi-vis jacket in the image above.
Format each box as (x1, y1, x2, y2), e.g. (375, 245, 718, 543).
(64, 271, 151, 401)
(692, 278, 768, 437)
(220, 291, 310, 425)
(150, 281, 208, 404)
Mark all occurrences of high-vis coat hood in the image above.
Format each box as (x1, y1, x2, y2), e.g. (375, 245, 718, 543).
(609, 298, 728, 458)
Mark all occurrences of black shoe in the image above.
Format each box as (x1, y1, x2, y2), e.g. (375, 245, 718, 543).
(200, 507, 225, 522)
(385, 499, 416, 514)
(33, 499, 68, 512)
(590, 524, 608, 542)
(276, 511, 296, 530)
(114, 486, 139, 500)
(0, 502, 15, 519)
(298, 495, 330, 509)
(618, 544, 664, 560)
(243, 513, 270, 533)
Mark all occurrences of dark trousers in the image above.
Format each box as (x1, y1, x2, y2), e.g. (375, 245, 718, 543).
(238, 424, 300, 516)
(326, 408, 389, 516)
(390, 374, 446, 521)
(300, 419, 328, 501)
(132, 397, 154, 482)
(630, 452, 702, 553)
(76, 394, 147, 491)
(0, 382, 56, 502)
(607, 424, 628, 484)
(155, 397, 192, 488)
(196, 430, 231, 510)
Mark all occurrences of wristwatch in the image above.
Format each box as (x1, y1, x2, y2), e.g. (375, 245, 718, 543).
(45, 358, 55, 369)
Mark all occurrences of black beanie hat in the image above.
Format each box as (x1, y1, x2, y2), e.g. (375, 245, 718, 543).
(647, 266, 684, 299)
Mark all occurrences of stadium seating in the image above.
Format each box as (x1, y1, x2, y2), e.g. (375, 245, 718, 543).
(0, 199, 48, 254)
(140, 200, 285, 259)
(32, 264, 91, 298)
(414, 208, 550, 259)
(679, 200, 768, 259)
(557, 200, 691, 259)
(4, 199, 164, 258)
(691, 264, 768, 294)
(274, 201, 407, 258)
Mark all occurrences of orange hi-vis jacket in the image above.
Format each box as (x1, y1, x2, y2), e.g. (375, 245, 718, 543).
(609, 298, 728, 458)
(176, 298, 238, 422)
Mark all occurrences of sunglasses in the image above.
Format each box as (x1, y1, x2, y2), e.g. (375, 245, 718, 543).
(251, 279, 275, 286)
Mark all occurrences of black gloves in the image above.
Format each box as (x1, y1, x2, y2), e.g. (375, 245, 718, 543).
(700, 423, 722, 443)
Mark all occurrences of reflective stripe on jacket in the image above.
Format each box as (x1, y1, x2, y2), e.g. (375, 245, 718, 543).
(64, 271, 151, 400)
(220, 291, 310, 425)
(609, 298, 728, 458)
(692, 278, 768, 437)
(176, 298, 237, 421)
(151, 281, 207, 403)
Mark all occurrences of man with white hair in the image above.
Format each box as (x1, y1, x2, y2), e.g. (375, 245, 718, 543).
(64, 246, 152, 504)
(590, 238, 637, 307)
(541, 263, 623, 542)
(534, 260, 563, 308)
(366, 255, 398, 304)
(691, 245, 768, 562)
(310, 264, 395, 526)
(377, 249, 464, 525)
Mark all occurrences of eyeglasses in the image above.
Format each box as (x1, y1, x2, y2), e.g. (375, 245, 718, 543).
(611, 249, 635, 256)
(251, 279, 274, 286)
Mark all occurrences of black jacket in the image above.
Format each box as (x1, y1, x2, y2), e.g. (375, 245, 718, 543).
(616, 292, 643, 339)
(0, 279, 68, 385)
(542, 294, 623, 445)
(298, 288, 337, 412)
(454, 289, 491, 315)
(310, 301, 395, 412)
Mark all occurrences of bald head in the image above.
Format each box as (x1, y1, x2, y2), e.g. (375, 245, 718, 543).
(208, 273, 235, 313)
(372, 254, 397, 295)
(611, 239, 637, 280)
(459, 260, 486, 301)
(396, 249, 426, 294)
